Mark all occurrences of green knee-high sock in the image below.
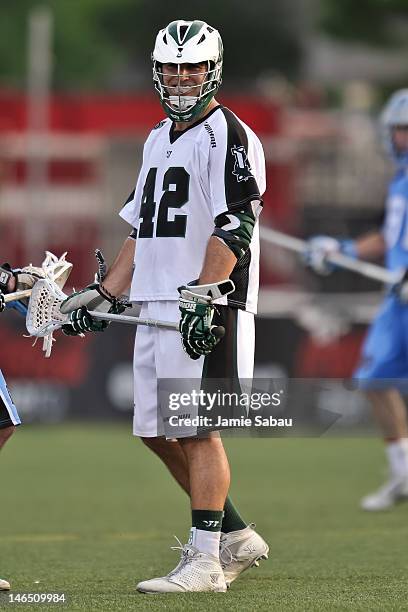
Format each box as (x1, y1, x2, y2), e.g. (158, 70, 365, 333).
(222, 496, 247, 533)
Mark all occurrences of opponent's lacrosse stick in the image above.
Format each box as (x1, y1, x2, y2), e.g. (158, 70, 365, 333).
(4, 289, 32, 303)
(4, 251, 73, 303)
(260, 226, 402, 285)
(25, 278, 180, 358)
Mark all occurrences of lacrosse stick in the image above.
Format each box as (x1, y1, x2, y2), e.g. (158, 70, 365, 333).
(4, 289, 32, 303)
(4, 251, 73, 303)
(25, 278, 180, 358)
(260, 226, 403, 285)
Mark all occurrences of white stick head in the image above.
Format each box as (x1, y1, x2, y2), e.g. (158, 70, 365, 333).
(23, 251, 74, 357)
(25, 278, 70, 358)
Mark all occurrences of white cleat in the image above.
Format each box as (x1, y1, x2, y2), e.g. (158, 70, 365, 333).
(137, 539, 227, 594)
(361, 476, 408, 511)
(219, 523, 269, 587)
(0, 578, 10, 591)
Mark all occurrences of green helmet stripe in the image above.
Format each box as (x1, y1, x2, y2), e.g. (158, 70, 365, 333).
(167, 20, 205, 46)
(167, 22, 179, 44)
(183, 20, 205, 43)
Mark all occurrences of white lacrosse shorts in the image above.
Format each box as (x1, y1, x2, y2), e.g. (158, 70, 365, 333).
(132, 301, 255, 438)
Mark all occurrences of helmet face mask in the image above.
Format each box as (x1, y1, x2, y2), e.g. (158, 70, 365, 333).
(152, 20, 223, 122)
(381, 89, 408, 166)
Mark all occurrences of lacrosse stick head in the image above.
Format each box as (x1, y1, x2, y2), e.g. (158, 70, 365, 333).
(42, 251, 73, 288)
(26, 278, 70, 358)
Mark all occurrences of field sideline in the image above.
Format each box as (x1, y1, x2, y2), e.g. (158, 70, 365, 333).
(1, 424, 408, 611)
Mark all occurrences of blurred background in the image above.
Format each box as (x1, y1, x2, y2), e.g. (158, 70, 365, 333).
(1, 0, 408, 426)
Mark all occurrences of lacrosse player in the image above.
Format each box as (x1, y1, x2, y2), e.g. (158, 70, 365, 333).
(0, 262, 46, 591)
(306, 89, 408, 511)
(61, 20, 269, 593)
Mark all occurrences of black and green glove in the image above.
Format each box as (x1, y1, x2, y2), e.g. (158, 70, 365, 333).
(60, 283, 126, 336)
(178, 280, 234, 360)
(62, 305, 109, 335)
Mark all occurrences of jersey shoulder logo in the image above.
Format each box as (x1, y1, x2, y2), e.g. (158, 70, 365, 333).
(231, 145, 253, 182)
(153, 119, 167, 130)
(204, 122, 217, 148)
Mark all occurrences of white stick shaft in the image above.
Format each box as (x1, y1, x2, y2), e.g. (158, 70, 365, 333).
(4, 289, 32, 303)
(88, 310, 179, 331)
(260, 226, 402, 285)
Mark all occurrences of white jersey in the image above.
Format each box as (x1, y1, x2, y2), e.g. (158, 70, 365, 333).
(119, 104, 266, 313)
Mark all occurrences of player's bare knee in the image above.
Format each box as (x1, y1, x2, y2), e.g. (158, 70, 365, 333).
(365, 388, 393, 403)
(179, 432, 223, 452)
(0, 425, 16, 448)
(140, 436, 174, 456)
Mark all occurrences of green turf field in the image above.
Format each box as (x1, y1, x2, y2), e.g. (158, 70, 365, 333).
(1, 424, 408, 611)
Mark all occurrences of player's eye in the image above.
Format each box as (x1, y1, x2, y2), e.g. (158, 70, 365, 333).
(186, 63, 205, 72)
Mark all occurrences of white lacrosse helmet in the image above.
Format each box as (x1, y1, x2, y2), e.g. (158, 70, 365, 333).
(152, 19, 223, 122)
(381, 89, 408, 166)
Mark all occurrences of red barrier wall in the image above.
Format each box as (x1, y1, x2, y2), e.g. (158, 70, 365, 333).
(0, 91, 280, 135)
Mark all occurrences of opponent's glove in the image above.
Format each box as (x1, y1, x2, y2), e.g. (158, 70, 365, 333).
(178, 279, 234, 360)
(15, 265, 46, 292)
(60, 283, 127, 336)
(0, 264, 15, 294)
(0, 291, 5, 313)
(0, 263, 44, 314)
(1, 262, 47, 292)
(303, 236, 357, 275)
